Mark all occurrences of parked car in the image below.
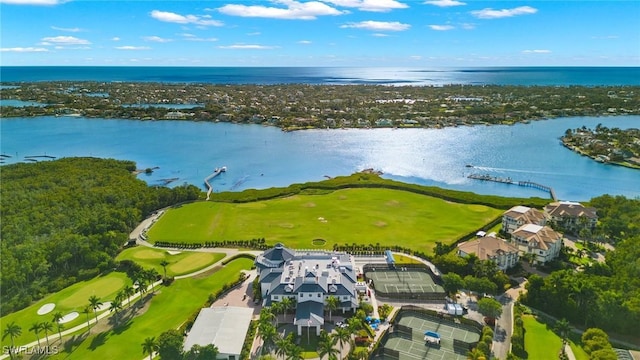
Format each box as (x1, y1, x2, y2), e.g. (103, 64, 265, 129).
(335, 321, 347, 328)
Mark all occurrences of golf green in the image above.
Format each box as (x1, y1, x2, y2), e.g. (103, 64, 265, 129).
(115, 247, 225, 277)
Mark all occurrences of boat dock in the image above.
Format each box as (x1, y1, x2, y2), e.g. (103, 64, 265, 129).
(204, 166, 226, 200)
(467, 173, 557, 200)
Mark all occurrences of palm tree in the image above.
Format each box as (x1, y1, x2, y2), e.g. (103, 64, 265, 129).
(333, 326, 351, 359)
(259, 323, 278, 355)
(317, 330, 338, 360)
(275, 336, 291, 360)
(88, 295, 103, 323)
(160, 259, 170, 279)
(41, 321, 53, 347)
(285, 344, 304, 360)
(145, 268, 159, 293)
(325, 295, 339, 322)
(52, 311, 64, 342)
(280, 297, 293, 321)
(3, 321, 22, 359)
(555, 318, 571, 351)
(82, 305, 93, 332)
(29, 322, 43, 347)
(259, 307, 276, 327)
(271, 302, 283, 327)
(109, 298, 123, 325)
(141, 336, 158, 360)
(123, 285, 135, 307)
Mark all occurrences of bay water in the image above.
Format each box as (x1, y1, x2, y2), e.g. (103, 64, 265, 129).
(1, 115, 638, 201)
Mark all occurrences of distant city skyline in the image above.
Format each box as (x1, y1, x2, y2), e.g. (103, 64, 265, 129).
(1, 0, 639, 67)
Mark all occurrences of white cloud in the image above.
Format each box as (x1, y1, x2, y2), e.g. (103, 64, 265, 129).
(0, 47, 49, 52)
(522, 49, 551, 53)
(410, 55, 422, 60)
(323, 0, 408, 12)
(218, 1, 345, 20)
(372, 33, 390, 37)
(0, 0, 65, 5)
(429, 24, 454, 31)
(51, 26, 82, 32)
(187, 37, 218, 42)
(111, 37, 121, 41)
(218, 44, 278, 49)
(591, 35, 619, 39)
(247, 32, 262, 36)
(461, 23, 475, 30)
(143, 36, 172, 43)
(150, 10, 223, 26)
(298, 40, 312, 44)
(115, 46, 151, 50)
(423, 0, 465, 7)
(471, 6, 537, 19)
(341, 20, 410, 31)
(40, 36, 91, 45)
(54, 45, 90, 50)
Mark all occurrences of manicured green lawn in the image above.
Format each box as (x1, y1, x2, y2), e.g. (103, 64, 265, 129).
(393, 253, 423, 265)
(523, 315, 563, 359)
(0, 272, 130, 347)
(147, 188, 502, 253)
(115, 246, 225, 277)
(50, 258, 254, 359)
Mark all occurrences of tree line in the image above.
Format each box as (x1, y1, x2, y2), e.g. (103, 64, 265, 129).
(0, 157, 202, 315)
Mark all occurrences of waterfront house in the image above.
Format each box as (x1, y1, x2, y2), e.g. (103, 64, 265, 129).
(501, 205, 546, 234)
(255, 244, 358, 336)
(456, 235, 520, 270)
(511, 224, 563, 264)
(544, 201, 598, 234)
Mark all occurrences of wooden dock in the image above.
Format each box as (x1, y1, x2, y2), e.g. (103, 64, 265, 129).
(468, 173, 557, 200)
(204, 166, 226, 200)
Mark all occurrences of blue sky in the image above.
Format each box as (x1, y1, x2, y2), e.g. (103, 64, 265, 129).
(1, 0, 639, 67)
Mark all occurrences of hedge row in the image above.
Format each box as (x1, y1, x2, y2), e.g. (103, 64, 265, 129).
(240, 320, 258, 360)
(154, 238, 269, 250)
(221, 253, 256, 265)
(512, 304, 526, 358)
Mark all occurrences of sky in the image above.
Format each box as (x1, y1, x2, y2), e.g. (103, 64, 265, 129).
(1, 0, 639, 67)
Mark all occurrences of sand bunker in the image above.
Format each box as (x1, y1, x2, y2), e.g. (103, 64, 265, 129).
(167, 250, 181, 255)
(59, 312, 79, 324)
(95, 301, 111, 312)
(37, 303, 55, 315)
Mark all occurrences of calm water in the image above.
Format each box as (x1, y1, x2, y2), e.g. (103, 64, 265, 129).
(1, 116, 638, 201)
(0, 99, 46, 107)
(2, 66, 639, 86)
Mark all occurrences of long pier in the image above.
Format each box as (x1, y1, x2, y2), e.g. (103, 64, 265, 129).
(467, 173, 557, 200)
(204, 166, 226, 200)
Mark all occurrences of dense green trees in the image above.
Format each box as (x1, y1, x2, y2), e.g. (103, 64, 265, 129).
(0, 157, 201, 315)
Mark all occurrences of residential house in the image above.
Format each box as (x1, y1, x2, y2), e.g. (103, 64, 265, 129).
(457, 235, 520, 270)
(502, 205, 546, 234)
(511, 224, 563, 264)
(544, 201, 598, 234)
(255, 243, 358, 336)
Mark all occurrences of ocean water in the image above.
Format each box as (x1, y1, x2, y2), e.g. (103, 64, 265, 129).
(1, 115, 638, 201)
(1, 66, 639, 86)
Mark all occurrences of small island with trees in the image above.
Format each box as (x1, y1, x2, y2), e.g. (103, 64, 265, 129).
(561, 124, 640, 169)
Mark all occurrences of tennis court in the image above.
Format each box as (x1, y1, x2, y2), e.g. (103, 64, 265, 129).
(379, 312, 481, 360)
(366, 268, 445, 295)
